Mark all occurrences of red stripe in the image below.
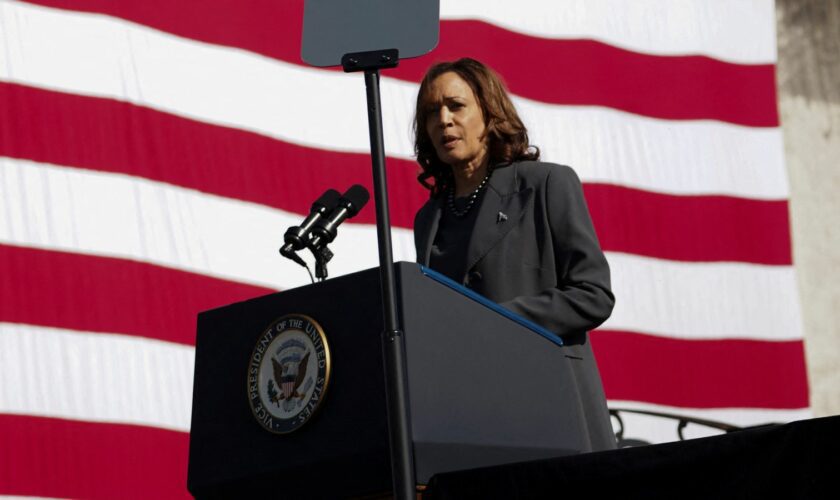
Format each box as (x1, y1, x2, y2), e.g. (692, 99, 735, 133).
(0, 83, 792, 265)
(0, 245, 807, 410)
(0, 414, 189, 499)
(397, 22, 778, 127)
(0, 81, 426, 236)
(592, 330, 810, 409)
(21, 0, 778, 126)
(0, 244, 272, 346)
(585, 184, 791, 265)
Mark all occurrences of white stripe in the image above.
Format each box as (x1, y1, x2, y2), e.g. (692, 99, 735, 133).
(0, 322, 193, 432)
(607, 400, 811, 444)
(0, 1, 788, 199)
(0, 157, 803, 342)
(605, 252, 803, 341)
(518, 101, 787, 199)
(441, 0, 777, 64)
(0, 157, 401, 291)
(0, 323, 809, 442)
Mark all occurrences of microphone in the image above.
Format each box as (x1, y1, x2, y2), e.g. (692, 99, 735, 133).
(308, 184, 370, 249)
(280, 189, 341, 260)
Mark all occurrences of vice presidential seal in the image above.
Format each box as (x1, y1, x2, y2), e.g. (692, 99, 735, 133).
(247, 314, 331, 434)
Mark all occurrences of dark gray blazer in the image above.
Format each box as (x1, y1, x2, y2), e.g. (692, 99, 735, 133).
(414, 161, 616, 451)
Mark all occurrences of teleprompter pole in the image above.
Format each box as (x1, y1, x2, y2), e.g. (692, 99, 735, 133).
(343, 49, 416, 500)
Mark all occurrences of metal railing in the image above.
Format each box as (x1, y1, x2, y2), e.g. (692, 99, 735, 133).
(609, 408, 779, 447)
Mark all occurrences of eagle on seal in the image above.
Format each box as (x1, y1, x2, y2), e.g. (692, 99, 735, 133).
(271, 351, 311, 400)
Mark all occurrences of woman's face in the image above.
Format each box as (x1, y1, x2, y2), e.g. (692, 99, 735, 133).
(423, 72, 489, 173)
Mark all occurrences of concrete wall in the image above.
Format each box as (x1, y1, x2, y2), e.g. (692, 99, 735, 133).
(776, 0, 840, 417)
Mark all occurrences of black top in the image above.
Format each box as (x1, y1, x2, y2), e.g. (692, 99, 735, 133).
(428, 193, 484, 283)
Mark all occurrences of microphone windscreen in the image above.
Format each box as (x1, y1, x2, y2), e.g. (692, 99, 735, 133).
(313, 189, 341, 212)
(342, 185, 371, 216)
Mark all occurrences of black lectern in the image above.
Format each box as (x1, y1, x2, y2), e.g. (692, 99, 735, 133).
(188, 263, 593, 498)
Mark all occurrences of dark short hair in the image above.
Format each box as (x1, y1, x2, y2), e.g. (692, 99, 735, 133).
(413, 58, 539, 196)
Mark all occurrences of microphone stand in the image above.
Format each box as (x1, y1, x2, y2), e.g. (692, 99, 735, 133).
(342, 49, 416, 500)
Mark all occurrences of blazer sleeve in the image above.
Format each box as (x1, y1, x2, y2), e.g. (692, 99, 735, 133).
(499, 165, 615, 338)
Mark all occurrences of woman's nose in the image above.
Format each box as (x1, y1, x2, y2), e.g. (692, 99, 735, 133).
(437, 106, 453, 127)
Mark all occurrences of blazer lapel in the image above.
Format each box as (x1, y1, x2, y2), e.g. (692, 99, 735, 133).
(414, 197, 443, 266)
(466, 166, 534, 271)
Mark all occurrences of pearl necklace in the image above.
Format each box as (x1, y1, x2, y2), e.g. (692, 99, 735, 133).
(447, 170, 492, 218)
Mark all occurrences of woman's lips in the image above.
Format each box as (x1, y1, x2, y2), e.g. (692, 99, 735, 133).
(442, 136, 459, 149)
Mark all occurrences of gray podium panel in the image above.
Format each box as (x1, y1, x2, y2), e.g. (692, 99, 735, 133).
(396, 265, 586, 482)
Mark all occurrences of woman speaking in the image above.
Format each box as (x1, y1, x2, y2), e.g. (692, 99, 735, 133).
(412, 58, 617, 451)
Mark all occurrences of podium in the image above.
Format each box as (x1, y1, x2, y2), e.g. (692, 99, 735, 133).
(188, 263, 597, 498)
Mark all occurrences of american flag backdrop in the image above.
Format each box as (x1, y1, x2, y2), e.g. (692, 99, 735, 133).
(0, 0, 809, 498)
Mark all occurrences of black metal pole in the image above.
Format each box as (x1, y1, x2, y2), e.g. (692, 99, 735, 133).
(363, 68, 416, 500)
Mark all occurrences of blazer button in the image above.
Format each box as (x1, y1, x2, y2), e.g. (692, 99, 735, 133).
(467, 270, 483, 285)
